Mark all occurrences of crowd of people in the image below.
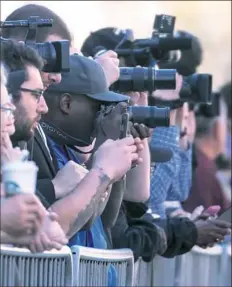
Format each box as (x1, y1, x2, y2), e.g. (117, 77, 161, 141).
(0, 2, 231, 274)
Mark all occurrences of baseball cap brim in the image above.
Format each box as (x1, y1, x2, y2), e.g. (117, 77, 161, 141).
(86, 91, 129, 103)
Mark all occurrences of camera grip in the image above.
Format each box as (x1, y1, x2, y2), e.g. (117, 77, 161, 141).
(120, 112, 130, 139)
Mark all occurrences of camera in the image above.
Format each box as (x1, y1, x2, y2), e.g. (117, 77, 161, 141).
(110, 67, 176, 93)
(127, 105, 170, 128)
(180, 73, 212, 104)
(93, 14, 192, 67)
(190, 92, 221, 117)
(0, 16, 70, 73)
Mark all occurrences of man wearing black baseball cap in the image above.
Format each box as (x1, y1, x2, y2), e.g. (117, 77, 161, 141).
(42, 54, 129, 148)
(29, 53, 151, 249)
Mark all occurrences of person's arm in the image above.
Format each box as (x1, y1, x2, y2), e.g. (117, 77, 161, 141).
(123, 92, 151, 202)
(124, 139, 150, 202)
(101, 180, 125, 228)
(111, 203, 167, 263)
(49, 167, 111, 238)
(149, 125, 182, 212)
(49, 137, 140, 238)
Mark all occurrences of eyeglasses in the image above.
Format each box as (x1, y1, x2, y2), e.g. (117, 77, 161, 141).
(19, 87, 44, 103)
(0, 105, 15, 117)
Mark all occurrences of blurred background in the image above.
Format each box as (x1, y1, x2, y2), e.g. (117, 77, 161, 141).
(1, 0, 231, 89)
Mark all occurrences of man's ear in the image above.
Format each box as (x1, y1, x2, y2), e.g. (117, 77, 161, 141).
(59, 93, 72, 114)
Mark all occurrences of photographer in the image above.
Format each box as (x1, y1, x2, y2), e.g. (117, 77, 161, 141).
(149, 83, 193, 218)
(183, 93, 231, 214)
(2, 4, 151, 237)
(1, 39, 68, 252)
(81, 27, 231, 261)
(40, 54, 146, 247)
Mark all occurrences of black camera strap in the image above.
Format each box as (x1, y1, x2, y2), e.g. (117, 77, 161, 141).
(40, 120, 94, 154)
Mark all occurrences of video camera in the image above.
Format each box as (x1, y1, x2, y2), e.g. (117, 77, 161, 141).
(94, 14, 192, 67)
(0, 16, 70, 73)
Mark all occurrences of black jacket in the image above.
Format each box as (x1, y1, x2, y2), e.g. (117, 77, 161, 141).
(111, 201, 197, 262)
(27, 129, 58, 207)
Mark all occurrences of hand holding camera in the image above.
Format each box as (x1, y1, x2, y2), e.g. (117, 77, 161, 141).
(92, 137, 142, 182)
(95, 50, 120, 87)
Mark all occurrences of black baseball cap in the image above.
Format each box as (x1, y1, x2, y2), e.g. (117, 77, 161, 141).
(81, 27, 127, 57)
(46, 54, 129, 103)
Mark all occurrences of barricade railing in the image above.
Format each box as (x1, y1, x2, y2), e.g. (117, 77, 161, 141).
(0, 245, 73, 287)
(177, 245, 223, 287)
(71, 245, 134, 287)
(1, 243, 231, 287)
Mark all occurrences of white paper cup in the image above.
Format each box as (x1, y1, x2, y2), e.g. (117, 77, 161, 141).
(2, 161, 38, 196)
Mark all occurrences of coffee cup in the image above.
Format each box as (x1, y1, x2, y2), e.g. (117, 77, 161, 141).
(2, 161, 38, 196)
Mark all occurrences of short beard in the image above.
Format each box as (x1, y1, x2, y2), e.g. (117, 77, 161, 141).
(10, 102, 34, 143)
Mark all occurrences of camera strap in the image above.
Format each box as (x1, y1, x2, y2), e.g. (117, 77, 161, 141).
(40, 120, 94, 154)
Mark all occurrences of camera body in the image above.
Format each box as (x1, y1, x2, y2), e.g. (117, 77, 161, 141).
(180, 73, 213, 104)
(0, 16, 70, 73)
(108, 14, 192, 67)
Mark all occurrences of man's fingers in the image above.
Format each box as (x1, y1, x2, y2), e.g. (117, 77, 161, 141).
(40, 232, 55, 251)
(133, 157, 143, 165)
(134, 123, 150, 139)
(212, 219, 231, 229)
(127, 144, 137, 154)
(50, 242, 64, 250)
(210, 226, 231, 237)
(103, 50, 118, 58)
(131, 153, 139, 162)
(48, 212, 59, 221)
(130, 126, 140, 138)
(117, 136, 135, 146)
(31, 236, 44, 253)
(206, 243, 215, 248)
(213, 234, 225, 242)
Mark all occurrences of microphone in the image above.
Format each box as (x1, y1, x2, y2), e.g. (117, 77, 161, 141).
(150, 147, 173, 163)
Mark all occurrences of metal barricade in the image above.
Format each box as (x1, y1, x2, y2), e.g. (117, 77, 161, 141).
(71, 246, 134, 287)
(134, 258, 152, 287)
(177, 245, 223, 287)
(152, 255, 177, 287)
(0, 245, 73, 287)
(223, 244, 231, 287)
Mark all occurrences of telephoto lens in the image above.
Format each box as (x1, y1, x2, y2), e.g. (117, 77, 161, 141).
(111, 67, 176, 93)
(127, 105, 170, 128)
(180, 73, 212, 104)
